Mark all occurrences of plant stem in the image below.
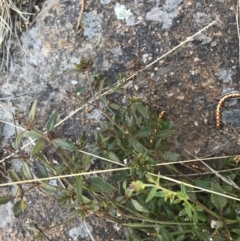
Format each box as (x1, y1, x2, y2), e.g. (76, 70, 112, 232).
(86, 71, 98, 107)
(189, 197, 221, 219)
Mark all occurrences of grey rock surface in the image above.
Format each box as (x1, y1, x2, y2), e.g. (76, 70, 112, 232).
(0, 0, 240, 240)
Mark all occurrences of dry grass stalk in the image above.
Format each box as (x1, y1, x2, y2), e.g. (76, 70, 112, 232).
(0, 0, 30, 70)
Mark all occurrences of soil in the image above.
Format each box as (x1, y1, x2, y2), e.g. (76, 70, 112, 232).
(0, 0, 240, 240)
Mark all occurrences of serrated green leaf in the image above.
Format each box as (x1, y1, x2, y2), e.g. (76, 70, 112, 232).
(131, 199, 149, 213)
(211, 182, 227, 212)
(145, 187, 157, 203)
(24, 130, 44, 139)
(29, 100, 37, 122)
(22, 162, 33, 179)
(53, 138, 78, 151)
(8, 170, 20, 182)
(35, 161, 48, 178)
(46, 111, 58, 132)
(39, 183, 57, 197)
(134, 103, 149, 119)
(16, 131, 26, 150)
(13, 200, 23, 217)
(88, 177, 116, 193)
(32, 139, 45, 155)
(75, 177, 82, 199)
(0, 196, 12, 205)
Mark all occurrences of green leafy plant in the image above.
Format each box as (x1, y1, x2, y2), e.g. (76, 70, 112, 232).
(1, 59, 240, 241)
